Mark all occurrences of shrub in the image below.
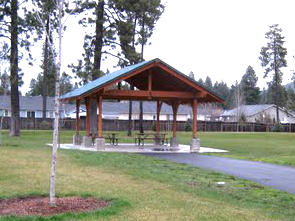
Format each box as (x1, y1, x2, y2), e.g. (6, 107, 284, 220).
(271, 123, 283, 132)
(184, 119, 192, 131)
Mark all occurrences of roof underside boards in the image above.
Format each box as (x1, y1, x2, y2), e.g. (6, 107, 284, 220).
(60, 58, 224, 103)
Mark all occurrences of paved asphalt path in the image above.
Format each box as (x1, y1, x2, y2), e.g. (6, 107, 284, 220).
(143, 153, 295, 194)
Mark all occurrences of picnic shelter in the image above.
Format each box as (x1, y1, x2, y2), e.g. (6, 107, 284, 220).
(60, 58, 224, 152)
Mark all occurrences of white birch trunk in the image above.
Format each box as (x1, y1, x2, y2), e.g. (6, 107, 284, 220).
(49, 0, 64, 206)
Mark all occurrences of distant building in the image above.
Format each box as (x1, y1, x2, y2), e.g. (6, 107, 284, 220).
(0, 95, 222, 122)
(0, 95, 66, 118)
(65, 101, 220, 122)
(220, 104, 295, 123)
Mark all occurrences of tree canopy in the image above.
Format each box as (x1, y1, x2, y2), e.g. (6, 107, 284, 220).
(259, 24, 287, 122)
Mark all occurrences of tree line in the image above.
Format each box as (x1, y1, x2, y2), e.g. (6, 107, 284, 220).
(192, 24, 295, 123)
(0, 0, 165, 136)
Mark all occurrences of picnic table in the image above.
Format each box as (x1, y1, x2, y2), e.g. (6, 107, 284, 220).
(104, 133, 118, 145)
(135, 133, 168, 146)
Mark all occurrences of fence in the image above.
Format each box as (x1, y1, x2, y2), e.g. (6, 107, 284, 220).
(0, 117, 294, 133)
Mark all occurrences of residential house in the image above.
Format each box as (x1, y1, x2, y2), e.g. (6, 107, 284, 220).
(0, 95, 222, 121)
(0, 95, 66, 118)
(65, 101, 223, 122)
(220, 104, 295, 123)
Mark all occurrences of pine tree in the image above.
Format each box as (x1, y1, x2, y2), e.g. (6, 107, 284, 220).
(259, 24, 287, 123)
(1, 0, 36, 136)
(204, 76, 213, 89)
(240, 66, 260, 104)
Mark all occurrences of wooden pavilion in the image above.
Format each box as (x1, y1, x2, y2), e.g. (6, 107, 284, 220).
(60, 58, 224, 151)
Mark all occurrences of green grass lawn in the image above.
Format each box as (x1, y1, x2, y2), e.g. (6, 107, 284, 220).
(0, 130, 295, 220)
(59, 130, 295, 166)
(197, 132, 295, 166)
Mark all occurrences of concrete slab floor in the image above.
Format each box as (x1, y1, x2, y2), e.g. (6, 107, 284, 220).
(47, 143, 228, 154)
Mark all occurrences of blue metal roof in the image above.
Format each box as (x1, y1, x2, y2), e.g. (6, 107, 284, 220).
(60, 59, 153, 100)
(60, 58, 224, 102)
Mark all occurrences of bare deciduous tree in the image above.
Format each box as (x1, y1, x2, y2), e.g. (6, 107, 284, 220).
(34, 0, 76, 206)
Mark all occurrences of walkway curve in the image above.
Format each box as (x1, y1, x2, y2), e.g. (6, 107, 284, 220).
(143, 153, 295, 195)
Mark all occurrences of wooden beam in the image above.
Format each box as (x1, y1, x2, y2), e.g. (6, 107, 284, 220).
(85, 97, 91, 136)
(156, 101, 163, 134)
(97, 96, 103, 138)
(148, 71, 152, 92)
(77, 62, 157, 100)
(102, 89, 205, 100)
(192, 99, 198, 139)
(172, 101, 179, 138)
(75, 100, 80, 135)
(157, 63, 224, 103)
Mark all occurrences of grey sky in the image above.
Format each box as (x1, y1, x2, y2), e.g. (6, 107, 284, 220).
(21, 0, 295, 94)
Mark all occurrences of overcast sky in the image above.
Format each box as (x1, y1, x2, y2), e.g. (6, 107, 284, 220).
(21, 0, 295, 94)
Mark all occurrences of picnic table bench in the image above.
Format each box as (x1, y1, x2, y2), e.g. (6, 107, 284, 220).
(135, 133, 168, 146)
(92, 133, 118, 146)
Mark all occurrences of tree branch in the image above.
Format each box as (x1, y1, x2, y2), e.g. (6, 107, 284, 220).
(102, 51, 127, 62)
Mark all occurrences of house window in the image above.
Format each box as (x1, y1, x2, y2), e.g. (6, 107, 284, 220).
(4, 110, 9, 117)
(27, 111, 35, 118)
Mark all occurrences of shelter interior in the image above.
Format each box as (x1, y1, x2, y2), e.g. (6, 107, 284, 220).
(60, 58, 224, 151)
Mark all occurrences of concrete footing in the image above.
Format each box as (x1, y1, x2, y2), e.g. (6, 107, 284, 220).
(83, 136, 92, 147)
(190, 138, 201, 153)
(73, 134, 82, 145)
(170, 137, 179, 147)
(153, 137, 161, 146)
(95, 138, 105, 150)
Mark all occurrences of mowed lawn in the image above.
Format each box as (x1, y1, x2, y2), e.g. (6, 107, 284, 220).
(0, 131, 295, 220)
(196, 132, 295, 166)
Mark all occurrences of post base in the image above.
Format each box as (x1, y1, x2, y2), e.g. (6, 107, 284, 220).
(73, 134, 82, 145)
(83, 136, 92, 147)
(169, 137, 179, 147)
(190, 138, 201, 153)
(153, 136, 161, 146)
(95, 138, 105, 150)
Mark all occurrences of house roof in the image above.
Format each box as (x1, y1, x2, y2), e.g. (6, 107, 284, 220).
(60, 58, 224, 103)
(65, 101, 219, 116)
(0, 95, 56, 111)
(0, 95, 221, 116)
(221, 104, 295, 117)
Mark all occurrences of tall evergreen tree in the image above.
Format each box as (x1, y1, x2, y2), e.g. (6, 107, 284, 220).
(259, 24, 287, 123)
(70, 0, 121, 134)
(0, 70, 10, 95)
(240, 66, 260, 104)
(33, 0, 58, 119)
(1, 0, 36, 136)
(213, 81, 230, 109)
(113, 0, 164, 134)
(204, 76, 213, 89)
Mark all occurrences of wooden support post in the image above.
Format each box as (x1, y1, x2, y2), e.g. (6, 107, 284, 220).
(156, 101, 163, 134)
(97, 96, 103, 138)
(75, 100, 80, 135)
(172, 101, 179, 138)
(85, 97, 91, 136)
(192, 99, 198, 139)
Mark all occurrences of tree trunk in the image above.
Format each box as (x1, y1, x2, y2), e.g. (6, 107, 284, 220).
(50, 0, 63, 206)
(90, 0, 104, 135)
(274, 40, 280, 123)
(127, 85, 134, 136)
(139, 101, 144, 133)
(42, 16, 50, 120)
(9, 0, 20, 137)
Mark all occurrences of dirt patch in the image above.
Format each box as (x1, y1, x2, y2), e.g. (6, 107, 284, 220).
(0, 196, 110, 217)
